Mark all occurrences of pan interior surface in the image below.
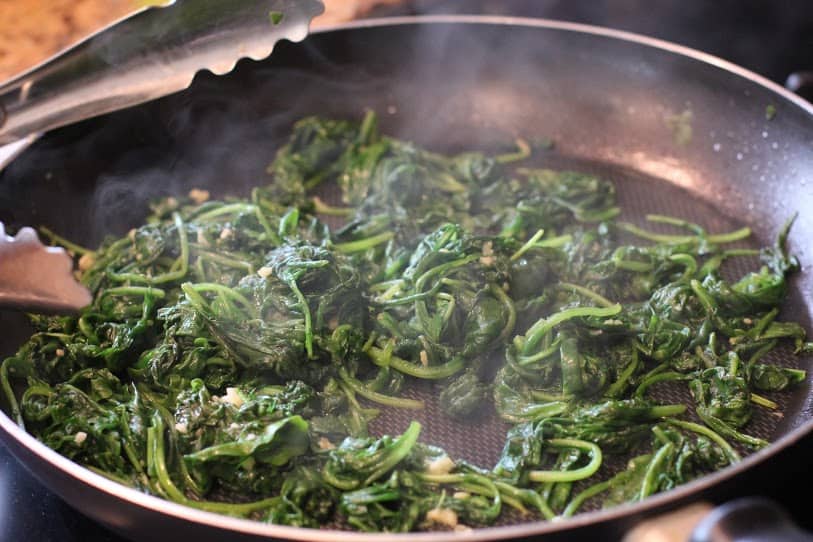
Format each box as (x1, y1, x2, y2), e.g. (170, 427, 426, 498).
(364, 156, 811, 521)
(0, 18, 811, 538)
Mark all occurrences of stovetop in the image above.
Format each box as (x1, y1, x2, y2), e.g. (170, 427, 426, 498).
(2, 1, 812, 541)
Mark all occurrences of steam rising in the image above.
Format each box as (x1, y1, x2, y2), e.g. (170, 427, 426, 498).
(0, 20, 810, 464)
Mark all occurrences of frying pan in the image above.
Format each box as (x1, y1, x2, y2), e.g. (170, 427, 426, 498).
(0, 15, 812, 541)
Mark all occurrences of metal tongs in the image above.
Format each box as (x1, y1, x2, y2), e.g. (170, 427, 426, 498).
(0, 0, 323, 312)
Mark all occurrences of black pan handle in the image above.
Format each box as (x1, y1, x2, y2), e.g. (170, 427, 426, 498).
(690, 497, 813, 542)
(785, 71, 813, 103)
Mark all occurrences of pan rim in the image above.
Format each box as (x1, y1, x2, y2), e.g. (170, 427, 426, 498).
(315, 14, 813, 117)
(1, 14, 812, 541)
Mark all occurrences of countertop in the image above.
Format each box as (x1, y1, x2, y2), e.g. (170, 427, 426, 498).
(0, 0, 401, 81)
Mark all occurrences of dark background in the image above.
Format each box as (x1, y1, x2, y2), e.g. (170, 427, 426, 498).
(383, 0, 813, 87)
(2, 1, 812, 541)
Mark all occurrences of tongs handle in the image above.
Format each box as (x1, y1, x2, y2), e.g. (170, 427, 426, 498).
(0, 0, 323, 145)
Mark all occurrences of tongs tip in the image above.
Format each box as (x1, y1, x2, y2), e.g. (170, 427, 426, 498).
(0, 223, 91, 313)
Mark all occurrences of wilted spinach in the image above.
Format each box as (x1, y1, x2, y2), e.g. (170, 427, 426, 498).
(2, 111, 810, 532)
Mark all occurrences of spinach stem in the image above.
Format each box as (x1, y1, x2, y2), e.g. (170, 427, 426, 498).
(510, 229, 545, 261)
(556, 282, 615, 307)
(521, 305, 622, 354)
(496, 138, 532, 164)
(367, 346, 464, 379)
(108, 213, 189, 284)
(39, 226, 93, 255)
(313, 196, 354, 217)
(528, 439, 603, 483)
(334, 231, 394, 253)
(339, 369, 424, 410)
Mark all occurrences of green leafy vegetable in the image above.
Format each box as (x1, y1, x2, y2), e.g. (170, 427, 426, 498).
(2, 111, 809, 532)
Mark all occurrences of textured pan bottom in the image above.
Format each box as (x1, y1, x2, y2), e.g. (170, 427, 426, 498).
(353, 156, 812, 523)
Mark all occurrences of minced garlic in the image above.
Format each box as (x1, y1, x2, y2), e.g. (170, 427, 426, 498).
(78, 253, 95, 271)
(426, 508, 458, 528)
(188, 188, 210, 205)
(196, 229, 210, 247)
(425, 455, 455, 475)
(222, 387, 244, 408)
(419, 350, 429, 366)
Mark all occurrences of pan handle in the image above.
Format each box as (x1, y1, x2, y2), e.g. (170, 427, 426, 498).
(623, 498, 813, 542)
(690, 497, 813, 542)
(785, 71, 813, 102)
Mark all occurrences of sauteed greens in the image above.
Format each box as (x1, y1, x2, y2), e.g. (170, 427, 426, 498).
(3, 111, 810, 531)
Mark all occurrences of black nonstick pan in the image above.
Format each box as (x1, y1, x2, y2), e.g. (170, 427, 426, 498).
(0, 16, 811, 541)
